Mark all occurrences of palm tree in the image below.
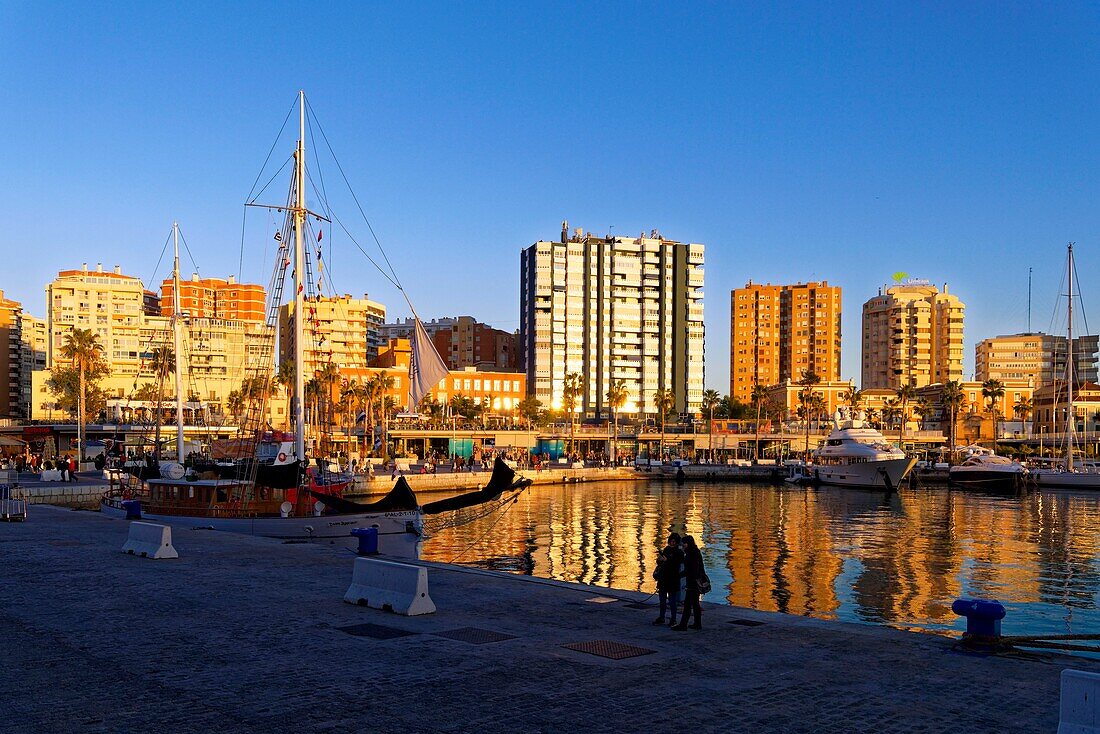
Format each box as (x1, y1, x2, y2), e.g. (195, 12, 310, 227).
(750, 383, 769, 463)
(61, 328, 104, 461)
(700, 388, 720, 461)
(226, 389, 245, 424)
(275, 359, 295, 430)
(896, 383, 917, 445)
(865, 406, 880, 427)
(653, 388, 677, 462)
(797, 369, 821, 460)
(840, 384, 864, 416)
(882, 398, 902, 430)
(1013, 396, 1033, 437)
(913, 398, 932, 430)
(562, 372, 584, 456)
(606, 379, 629, 463)
(941, 380, 967, 461)
(314, 363, 341, 439)
(981, 378, 1006, 447)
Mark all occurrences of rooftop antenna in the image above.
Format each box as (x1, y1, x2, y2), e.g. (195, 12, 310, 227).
(1027, 266, 1032, 332)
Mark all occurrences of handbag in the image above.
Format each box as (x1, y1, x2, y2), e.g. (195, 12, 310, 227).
(698, 574, 712, 594)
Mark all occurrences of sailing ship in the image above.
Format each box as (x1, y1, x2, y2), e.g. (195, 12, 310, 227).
(1030, 243, 1100, 490)
(102, 91, 528, 555)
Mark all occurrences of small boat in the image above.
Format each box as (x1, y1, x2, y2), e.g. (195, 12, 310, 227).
(948, 447, 1026, 491)
(810, 415, 916, 489)
(784, 462, 814, 485)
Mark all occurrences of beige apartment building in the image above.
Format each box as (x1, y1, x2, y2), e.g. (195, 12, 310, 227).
(862, 280, 964, 389)
(975, 332, 1098, 386)
(278, 293, 387, 376)
(730, 281, 841, 403)
(520, 222, 705, 418)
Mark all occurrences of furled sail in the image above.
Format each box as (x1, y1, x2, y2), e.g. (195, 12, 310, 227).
(407, 315, 449, 412)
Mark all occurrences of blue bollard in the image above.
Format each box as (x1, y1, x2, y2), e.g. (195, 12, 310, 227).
(121, 499, 141, 520)
(351, 527, 378, 556)
(952, 598, 1006, 644)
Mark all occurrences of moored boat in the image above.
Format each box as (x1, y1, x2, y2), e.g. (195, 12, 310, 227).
(810, 418, 916, 489)
(948, 446, 1026, 491)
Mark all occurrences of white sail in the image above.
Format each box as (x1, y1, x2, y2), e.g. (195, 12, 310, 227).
(407, 315, 449, 412)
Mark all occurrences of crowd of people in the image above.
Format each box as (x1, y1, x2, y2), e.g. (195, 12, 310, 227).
(1, 452, 81, 482)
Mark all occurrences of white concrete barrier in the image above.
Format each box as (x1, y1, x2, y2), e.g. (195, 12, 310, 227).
(343, 557, 435, 616)
(121, 522, 179, 559)
(40, 470, 64, 482)
(1060, 669, 1100, 734)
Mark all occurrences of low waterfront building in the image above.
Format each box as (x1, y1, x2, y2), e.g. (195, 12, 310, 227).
(913, 380, 1033, 441)
(975, 332, 1098, 387)
(1031, 381, 1100, 437)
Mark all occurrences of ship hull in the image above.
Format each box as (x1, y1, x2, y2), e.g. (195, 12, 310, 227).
(1030, 470, 1100, 490)
(948, 467, 1025, 492)
(812, 457, 916, 489)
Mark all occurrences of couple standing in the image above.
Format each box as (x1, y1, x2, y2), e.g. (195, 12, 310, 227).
(652, 532, 705, 630)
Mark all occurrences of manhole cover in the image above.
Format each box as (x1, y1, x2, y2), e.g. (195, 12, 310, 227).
(563, 640, 657, 660)
(337, 623, 419, 640)
(624, 602, 651, 610)
(585, 596, 619, 604)
(728, 619, 765, 627)
(432, 627, 517, 644)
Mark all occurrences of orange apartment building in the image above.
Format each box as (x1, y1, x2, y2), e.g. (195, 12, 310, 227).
(730, 281, 842, 403)
(161, 274, 265, 322)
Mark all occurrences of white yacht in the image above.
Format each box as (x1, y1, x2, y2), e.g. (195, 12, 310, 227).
(948, 446, 1026, 491)
(810, 416, 916, 489)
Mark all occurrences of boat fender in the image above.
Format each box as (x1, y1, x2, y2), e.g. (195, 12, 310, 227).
(278, 452, 287, 463)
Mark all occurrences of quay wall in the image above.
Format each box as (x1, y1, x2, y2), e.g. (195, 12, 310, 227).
(351, 466, 642, 495)
(21, 483, 108, 509)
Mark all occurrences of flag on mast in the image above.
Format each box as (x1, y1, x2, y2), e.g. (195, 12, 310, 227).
(407, 315, 449, 413)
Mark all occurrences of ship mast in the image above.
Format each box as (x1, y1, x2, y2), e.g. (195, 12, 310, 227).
(1066, 242, 1075, 471)
(293, 91, 307, 463)
(172, 222, 185, 461)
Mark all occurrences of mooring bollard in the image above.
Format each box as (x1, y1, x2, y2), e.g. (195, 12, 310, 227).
(121, 499, 142, 520)
(351, 527, 379, 556)
(952, 598, 1006, 646)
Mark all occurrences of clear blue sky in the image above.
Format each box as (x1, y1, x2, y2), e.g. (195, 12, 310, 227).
(2, 2, 1098, 391)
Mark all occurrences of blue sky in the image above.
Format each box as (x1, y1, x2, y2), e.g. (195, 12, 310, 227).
(2, 2, 1098, 391)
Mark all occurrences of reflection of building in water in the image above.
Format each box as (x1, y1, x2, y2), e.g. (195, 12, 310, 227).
(418, 480, 1100, 637)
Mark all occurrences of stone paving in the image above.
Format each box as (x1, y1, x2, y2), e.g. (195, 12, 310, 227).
(1, 506, 1096, 733)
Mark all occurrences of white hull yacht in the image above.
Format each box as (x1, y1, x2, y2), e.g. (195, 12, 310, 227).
(810, 417, 916, 489)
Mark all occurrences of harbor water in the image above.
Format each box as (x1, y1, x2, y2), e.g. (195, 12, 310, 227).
(422, 479, 1100, 639)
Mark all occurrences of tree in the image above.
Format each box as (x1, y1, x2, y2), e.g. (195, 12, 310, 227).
(896, 383, 917, 444)
(562, 372, 584, 455)
(133, 382, 159, 402)
(226, 389, 245, 424)
(913, 398, 932, 430)
(750, 383, 769, 463)
(1014, 396, 1033, 437)
(941, 380, 967, 461)
(840, 385, 864, 418)
(57, 328, 106, 461)
(700, 388, 720, 461)
(516, 395, 542, 429)
(653, 388, 677, 462)
(275, 360, 295, 431)
(981, 378, 1006, 446)
(796, 369, 822, 460)
(606, 380, 629, 462)
(882, 397, 902, 429)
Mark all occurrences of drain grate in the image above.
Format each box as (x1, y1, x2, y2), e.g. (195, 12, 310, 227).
(728, 619, 765, 627)
(624, 602, 651, 610)
(432, 627, 517, 645)
(337, 623, 419, 640)
(563, 640, 657, 660)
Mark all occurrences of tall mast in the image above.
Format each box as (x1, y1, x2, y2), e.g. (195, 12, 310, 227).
(1066, 243, 1075, 471)
(293, 91, 307, 462)
(172, 222, 185, 461)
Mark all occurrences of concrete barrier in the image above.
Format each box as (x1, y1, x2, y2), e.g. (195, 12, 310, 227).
(343, 557, 435, 615)
(1060, 669, 1100, 734)
(121, 522, 179, 559)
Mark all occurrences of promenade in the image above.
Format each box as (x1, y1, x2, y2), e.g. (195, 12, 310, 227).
(1, 506, 1094, 733)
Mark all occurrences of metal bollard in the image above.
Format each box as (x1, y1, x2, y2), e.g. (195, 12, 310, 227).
(351, 527, 379, 556)
(952, 598, 1006, 646)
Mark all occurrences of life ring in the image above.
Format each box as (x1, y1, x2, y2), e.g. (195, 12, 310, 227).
(278, 452, 287, 463)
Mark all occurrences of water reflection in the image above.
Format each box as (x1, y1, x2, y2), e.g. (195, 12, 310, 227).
(421, 481, 1100, 637)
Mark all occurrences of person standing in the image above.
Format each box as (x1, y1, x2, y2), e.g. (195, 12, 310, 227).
(653, 533, 684, 626)
(673, 535, 704, 631)
(69, 454, 78, 482)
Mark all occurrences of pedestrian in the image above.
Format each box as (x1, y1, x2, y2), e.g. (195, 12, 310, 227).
(652, 532, 683, 626)
(69, 454, 79, 482)
(673, 535, 705, 631)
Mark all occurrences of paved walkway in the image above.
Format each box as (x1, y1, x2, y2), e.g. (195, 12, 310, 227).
(1, 506, 1094, 733)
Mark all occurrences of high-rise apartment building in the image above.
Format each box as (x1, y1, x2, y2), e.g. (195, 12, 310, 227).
(0, 290, 24, 419)
(520, 222, 705, 417)
(729, 281, 841, 403)
(975, 332, 1099, 386)
(379, 316, 519, 371)
(278, 293, 387, 375)
(161, 274, 265, 322)
(861, 280, 964, 389)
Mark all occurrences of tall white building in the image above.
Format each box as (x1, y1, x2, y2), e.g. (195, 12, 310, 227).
(520, 222, 705, 418)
